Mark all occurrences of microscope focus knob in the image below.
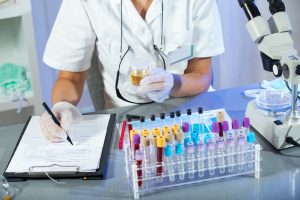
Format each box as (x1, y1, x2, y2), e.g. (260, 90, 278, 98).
(272, 63, 283, 77)
(295, 65, 300, 76)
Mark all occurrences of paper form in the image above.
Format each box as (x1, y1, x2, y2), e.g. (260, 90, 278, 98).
(6, 114, 111, 173)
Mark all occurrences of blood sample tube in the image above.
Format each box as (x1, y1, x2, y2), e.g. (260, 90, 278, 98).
(157, 135, 166, 182)
(135, 149, 144, 188)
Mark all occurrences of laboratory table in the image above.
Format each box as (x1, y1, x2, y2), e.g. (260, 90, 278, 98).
(1, 85, 300, 200)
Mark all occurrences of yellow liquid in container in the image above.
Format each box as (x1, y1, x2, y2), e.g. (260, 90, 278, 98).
(130, 69, 148, 86)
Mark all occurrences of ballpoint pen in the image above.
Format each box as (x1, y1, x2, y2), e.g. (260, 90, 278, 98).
(42, 102, 73, 145)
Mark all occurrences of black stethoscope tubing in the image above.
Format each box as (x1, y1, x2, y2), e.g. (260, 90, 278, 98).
(115, 0, 166, 104)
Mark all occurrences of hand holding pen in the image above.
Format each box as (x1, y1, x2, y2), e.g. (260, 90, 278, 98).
(40, 102, 82, 144)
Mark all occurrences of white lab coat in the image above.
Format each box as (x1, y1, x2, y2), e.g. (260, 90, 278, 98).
(44, 0, 224, 108)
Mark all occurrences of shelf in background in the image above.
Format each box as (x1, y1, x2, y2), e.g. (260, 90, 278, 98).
(0, 0, 30, 20)
(0, 92, 34, 112)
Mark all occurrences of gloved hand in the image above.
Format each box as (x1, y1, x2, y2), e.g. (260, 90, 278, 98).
(40, 101, 82, 142)
(137, 68, 174, 103)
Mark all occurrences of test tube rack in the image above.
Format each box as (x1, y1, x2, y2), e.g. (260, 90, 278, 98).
(122, 109, 262, 199)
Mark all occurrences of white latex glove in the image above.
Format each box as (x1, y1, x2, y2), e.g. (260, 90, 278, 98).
(40, 102, 82, 142)
(137, 68, 174, 103)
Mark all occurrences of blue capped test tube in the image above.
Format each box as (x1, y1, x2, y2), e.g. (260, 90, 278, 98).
(247, 132, 256, 168)
(175, 143, 185, 180)
(164, 145, 175, 182)
(186, 108, 193, 132)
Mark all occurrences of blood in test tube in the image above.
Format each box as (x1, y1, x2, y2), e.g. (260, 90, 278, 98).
(127, 116, 133, 147)
(135, 149, 144, 188)
(133, 134, 140, 159)
(156, 135, 166, 181)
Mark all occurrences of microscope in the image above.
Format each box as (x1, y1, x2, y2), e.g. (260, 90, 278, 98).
(238, 0, 300, 150)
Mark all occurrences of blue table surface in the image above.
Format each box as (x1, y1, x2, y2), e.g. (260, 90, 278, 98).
(1, 84, 300, 200)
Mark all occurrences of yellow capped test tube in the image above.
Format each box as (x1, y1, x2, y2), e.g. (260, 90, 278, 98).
(152, 127, 161, 136)
(162, 126, 170, 136)
(217, 111, 224, 122)
(172, 124, 180, 134)
(130, 129, 139, 142)
(141, 129, 150, 137)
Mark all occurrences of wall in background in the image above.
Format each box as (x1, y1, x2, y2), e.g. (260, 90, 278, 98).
(31, 0, 300, 108)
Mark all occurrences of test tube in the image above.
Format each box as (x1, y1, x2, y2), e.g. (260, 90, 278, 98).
(216, 111, 224, 122)
(170, 112, 175, 126)
(164, 145, 175, 182)
(156, 135, 166, 182)
(212, 122, 219, 140)
(187, 108, 193, 132)
(216, 138, 226, 174)
(151, 128, 160, 164)
(175, 110, 182, 127)
(207, 140, 216, 176)
(135, 149, 144, 188)
(232, 119, 240, 141)
(162, 126, 171, 137)
(165, 131, 175, 145)
(127, 116, 133, 148)
(198, 107, 204, 134)
(127, 115, 133, 132)
(130, 129, 138, 152)
(186, 142, 195, 179)
(222, 121, 230, 141)
(141, 134, 151, 176)
(182, 122, 190, 138)
(172, 124, 180, 135)
(160, 113, 166, 127)
(196, 138, 206, 177)
(175, 143, 185, 180)
(242, 117, 250, 136)
(175, 129, 184, 144)
(150, 114, 156, 127)
(247, 132, 256, 168)
(237, 134, 246, 171)
(133, 134, 140, 160)
(140, 116, 145, 131)
(226, 135, 236, 173)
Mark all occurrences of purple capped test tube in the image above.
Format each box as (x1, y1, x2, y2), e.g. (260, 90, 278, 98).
(237, 135, 246, 171)
(186, 142, 195, 179)
(226, 136, 236, 173)
(232, 119, 240, 140)
(196, 139, 206, 177)
(207, 140, 216, 176)
(212, 122, 219, 141)
(242, 117, 250, 136)
(182, 122, 190, 138)
(216, 138, 226, 174)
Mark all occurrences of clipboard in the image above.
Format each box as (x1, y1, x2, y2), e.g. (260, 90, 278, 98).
(3, 114, 116, 181)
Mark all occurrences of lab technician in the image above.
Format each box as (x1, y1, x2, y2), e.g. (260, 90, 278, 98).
(40, 0, 224, 142)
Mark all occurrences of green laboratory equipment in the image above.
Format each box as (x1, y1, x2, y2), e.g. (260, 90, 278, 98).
(0, 63, 32, 100)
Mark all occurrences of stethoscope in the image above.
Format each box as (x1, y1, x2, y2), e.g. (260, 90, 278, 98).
(115, 0, 166, 104)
